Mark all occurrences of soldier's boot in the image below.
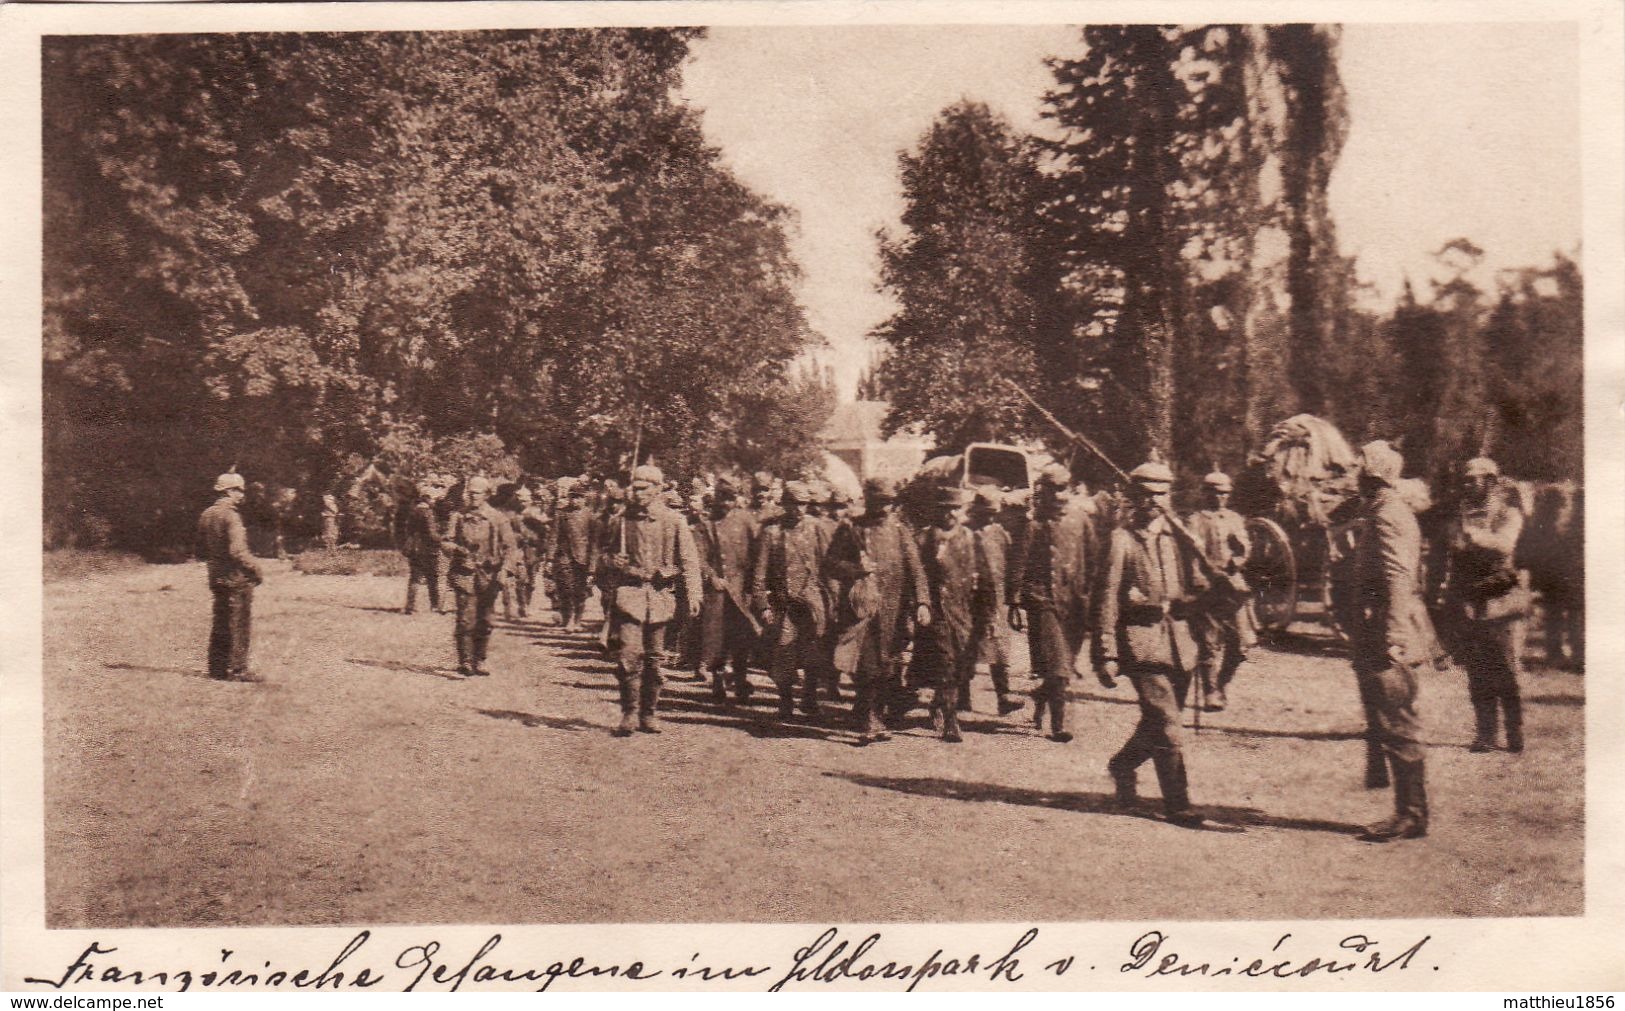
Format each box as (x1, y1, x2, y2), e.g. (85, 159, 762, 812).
(1107, 757, 1139, 809)
(800, 674, 821, 718)
(405, 581, 418, 615)
(1505, 696, 1525, 753)
(615, 676, 640, 737)
(454, 633, 474, 677)
(638, 674, 663, 734)
(1364, 736, 1391, 789)
(427, 580, 442, 615)
(956, 674, 974, 713)
(991, 665, 1025, 715)
(1200, 661, 1225, 712)
(1152, 749, 1202, 827)
(731, 659, 754, 702)
(1362, 758, 1428, 842)
(940, 684, 963, 743)
(470, 636, 492, 677)
(776, 680, 796, 720)
(1469, 698, 1499, 752)
(1048, 690, 1073, 743)
(1031, 681, 1049, 731)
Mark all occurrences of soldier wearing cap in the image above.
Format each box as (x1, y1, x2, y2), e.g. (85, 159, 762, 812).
(592, 482, 630, 652)
(693, 475, 762, 702)
(1011, 463, 1096, 741)
(1096, 460, 1207, 828)
(912, 484, 982, 743)
(1440, 456, 1527, 753)
(521, 483, 554, 616)
(753, 480, 836, 719)
(402, 480, 446, 615)
(825, 475, 931, 744)
(601, 465, 702, 736)
(496, 484, 533, 621)
(750, 471, 782, 526)
(197, 471, 265, 682)
(1185, 468, 1253, 711)
(553, 478, 597, 633)
(445, 476, 518, 677)
(966, 486, 1025, 717)
(1347, 440, 1440, 841)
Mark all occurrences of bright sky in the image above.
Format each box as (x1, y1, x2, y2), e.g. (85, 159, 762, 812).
(679, 23, 1581, 398)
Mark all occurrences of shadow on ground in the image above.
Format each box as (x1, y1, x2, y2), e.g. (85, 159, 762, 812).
(824, 771, 1363, 837)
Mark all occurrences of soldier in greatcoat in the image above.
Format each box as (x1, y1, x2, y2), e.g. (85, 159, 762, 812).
(1095, 461, 1207, 828)
(401, 480, 445, 615)
(966, 486, 1025, 717)
(552, 479, 597, 632)
(1439, 456, 1528, 753)
(1011, 464, 1096, 742)
(445, 476, 517, 678)
(198, 471, 265, 682)
(915, 485, 981, 744)
(1347, 440, 1441, 842)
(1185, 469, 1253, 711)
(694, 477, 761, 702)
(600, 465, 702, 736)
(824, 476, 931, 745)
(753, 481, 835, 719)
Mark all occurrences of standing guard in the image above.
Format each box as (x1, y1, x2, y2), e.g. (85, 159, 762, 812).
(1096, 461, 1207, 828)
(1347, 441, 1440, 841)
(198, 471, 265, 682)
(824, 476, 931, 745)
(601, 465, 702, 736)
(1440, 456, 1528, 753)
(1185, 468, 1253, 711)
(445, 476, 516, 678)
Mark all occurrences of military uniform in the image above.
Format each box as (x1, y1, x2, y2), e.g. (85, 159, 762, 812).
(198, 473, 264, 681)
(1097, 462, 1205, 826)
(752, 482, 835, 718)
(1185, 470, 1253, 711)
(602, 466, 703, 735)
(1348, 441, 1440, 841)
(694, 487, 761, 701)
(915, 488, 981, 743)
(1441, 458, 1527, 753)
(966, 488, 1024, 716)
(446, 478, 517, 676)
(824, 477, 929, 742)
(553, 487, 597, 631)
(402, 487, 444, 614)
(1014, 466, 1097, 741)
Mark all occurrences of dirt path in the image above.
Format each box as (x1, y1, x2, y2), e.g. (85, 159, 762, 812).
(43, 561, 1583, 927)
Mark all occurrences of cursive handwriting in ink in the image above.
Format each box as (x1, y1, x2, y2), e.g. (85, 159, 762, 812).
(23, 932, 383, 991)
(769, 926, 1035, 992)
(1122, 930, 1431, 979)
(396, 935, 660, 993)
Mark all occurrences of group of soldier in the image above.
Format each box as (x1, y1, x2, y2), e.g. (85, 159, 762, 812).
(197, 433, 1560, 843)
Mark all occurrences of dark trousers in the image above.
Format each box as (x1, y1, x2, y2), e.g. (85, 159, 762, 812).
(454, 577, 502, 670)
(405, 554, 441, 613)
(767, 603, 832, 709)
(1108, 667, 1192, 814)
(1457, 621, 1523, 745)
(208, 585, 253, 678)
(615, 618, 667, 714)
(556, 561, 590, 625)
(1025, 606, 1074, 732)
(1353, 648, 1428, 822)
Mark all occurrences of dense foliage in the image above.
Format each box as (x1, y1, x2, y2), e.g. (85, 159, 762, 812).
(873, 25, 1581, 493)
(44, 30, 829, 550)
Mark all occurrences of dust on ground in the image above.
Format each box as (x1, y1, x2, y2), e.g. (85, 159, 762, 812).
(43, 560, 1583, 926)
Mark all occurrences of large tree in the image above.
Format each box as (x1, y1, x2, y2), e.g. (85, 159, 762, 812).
(872, 100, 1066, 455)
(44, 29, 820, 549)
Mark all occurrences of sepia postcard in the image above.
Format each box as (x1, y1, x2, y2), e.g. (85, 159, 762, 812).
(1, 0, 1621, 993)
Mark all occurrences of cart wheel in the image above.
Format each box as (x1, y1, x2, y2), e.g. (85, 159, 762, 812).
(1244, 517, 1297, 633)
